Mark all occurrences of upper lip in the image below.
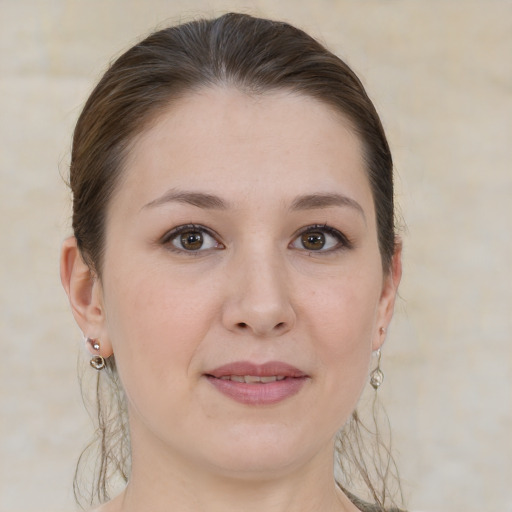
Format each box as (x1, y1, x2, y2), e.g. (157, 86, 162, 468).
(205, 361, 308, 379)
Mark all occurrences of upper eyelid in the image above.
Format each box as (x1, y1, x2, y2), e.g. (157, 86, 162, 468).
(293, 224, 345, 239)
(291, 224, 352, 249)
(160, 224, 220, 243)
(294, 223, 328, 234)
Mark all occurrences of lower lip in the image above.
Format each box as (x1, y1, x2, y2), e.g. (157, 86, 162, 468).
(206, 376, 308, 405)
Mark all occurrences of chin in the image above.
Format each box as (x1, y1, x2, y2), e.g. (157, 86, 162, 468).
(196, 423, 330, 479)
(205, 453, 307, 481)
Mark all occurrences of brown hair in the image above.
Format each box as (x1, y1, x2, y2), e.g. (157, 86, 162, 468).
(70, 12, 402, 511)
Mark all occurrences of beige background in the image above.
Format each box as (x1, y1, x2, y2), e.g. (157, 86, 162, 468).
(1, 1, 511, 511)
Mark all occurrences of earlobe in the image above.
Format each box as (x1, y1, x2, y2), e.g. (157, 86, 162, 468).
(373, 240, 403, 351)
(60, 237, 113, 357)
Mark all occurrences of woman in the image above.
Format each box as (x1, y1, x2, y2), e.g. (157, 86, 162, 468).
(60, 12, 403, 512)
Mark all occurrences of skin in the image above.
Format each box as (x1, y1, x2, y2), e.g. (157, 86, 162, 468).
(61, 88, 402, 512)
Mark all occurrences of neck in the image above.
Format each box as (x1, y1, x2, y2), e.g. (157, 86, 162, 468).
(109, 434, 359, 512)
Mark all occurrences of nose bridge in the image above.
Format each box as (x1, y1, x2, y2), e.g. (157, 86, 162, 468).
(222, 239, 295, 336)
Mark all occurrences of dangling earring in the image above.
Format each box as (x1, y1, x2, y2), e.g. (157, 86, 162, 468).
(370, 349, 384, 389)
(86, 337, 106, 370)
(370, 327, 386, 389)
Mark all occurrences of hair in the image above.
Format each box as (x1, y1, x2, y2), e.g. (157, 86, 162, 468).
(69, 12, 403, 512)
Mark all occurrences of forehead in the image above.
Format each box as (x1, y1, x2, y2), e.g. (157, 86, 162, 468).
(118, 87, 373, 214)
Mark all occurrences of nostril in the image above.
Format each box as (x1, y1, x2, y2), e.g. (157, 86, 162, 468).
(233, 321, 290, 334)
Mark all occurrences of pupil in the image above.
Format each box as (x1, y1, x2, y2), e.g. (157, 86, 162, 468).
(181, 231, 203, 250)
(302, 232, 325, 250)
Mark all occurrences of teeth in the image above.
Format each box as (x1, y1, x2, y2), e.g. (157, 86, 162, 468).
(244, 375, 263, 383)
(217, 375, 286, 383)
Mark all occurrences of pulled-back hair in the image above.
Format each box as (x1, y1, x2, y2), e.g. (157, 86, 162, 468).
(70, 12, 402, 511)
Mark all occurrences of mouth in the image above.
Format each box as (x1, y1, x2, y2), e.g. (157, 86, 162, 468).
(216, 375, 287, 383)
(204, 361, 309, 405)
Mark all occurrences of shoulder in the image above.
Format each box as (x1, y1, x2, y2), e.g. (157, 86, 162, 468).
(347, 492, 406, 512)
(355, 506, 406, 512)
(87, 495, 123, 512)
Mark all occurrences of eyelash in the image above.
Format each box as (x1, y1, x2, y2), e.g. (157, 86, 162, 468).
(160, 223, 352, 254)
(160, 224, 224, 254)
(291, 224, 352, 253)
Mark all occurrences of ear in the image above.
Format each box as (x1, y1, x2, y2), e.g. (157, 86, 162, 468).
(60, 236, 113, 358)
(372, 239, 403, 351)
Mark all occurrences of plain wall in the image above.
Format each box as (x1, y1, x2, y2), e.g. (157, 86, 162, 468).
(1, 1, 511, 511)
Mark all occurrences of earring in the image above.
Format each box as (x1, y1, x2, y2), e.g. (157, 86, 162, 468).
(86, 337, 106, 371)
(370, 347, 384, 390)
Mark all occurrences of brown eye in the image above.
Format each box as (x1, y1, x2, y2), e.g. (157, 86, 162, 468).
(167, 226, 222, 252)
(301, 232, 325, 250)
(180, 231, 203, 250)
(290, 225, 347, 253)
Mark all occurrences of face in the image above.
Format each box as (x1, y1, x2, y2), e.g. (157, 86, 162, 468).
(92, 88, 399, 479)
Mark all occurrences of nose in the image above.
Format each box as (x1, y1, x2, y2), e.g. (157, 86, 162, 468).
(221, 247, 296, 337)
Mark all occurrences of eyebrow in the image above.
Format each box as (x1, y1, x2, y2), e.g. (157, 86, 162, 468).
(142, 189, 365, 221)
(142, 189, 228, 210)
(290, 193, 366, 221)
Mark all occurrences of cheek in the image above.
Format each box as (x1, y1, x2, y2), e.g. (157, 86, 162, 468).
(101, 261, 218, 393)
(301, 270, 381, 399)
(305, 267, 380, 341)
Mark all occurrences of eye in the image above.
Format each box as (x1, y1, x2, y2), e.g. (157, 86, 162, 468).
(290, 225, 348, 252)
(163, 225, 223, 252)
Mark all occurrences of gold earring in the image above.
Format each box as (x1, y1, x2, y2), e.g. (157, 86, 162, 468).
(370, 348, 384, 390)
(86, 337, 106, 370)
